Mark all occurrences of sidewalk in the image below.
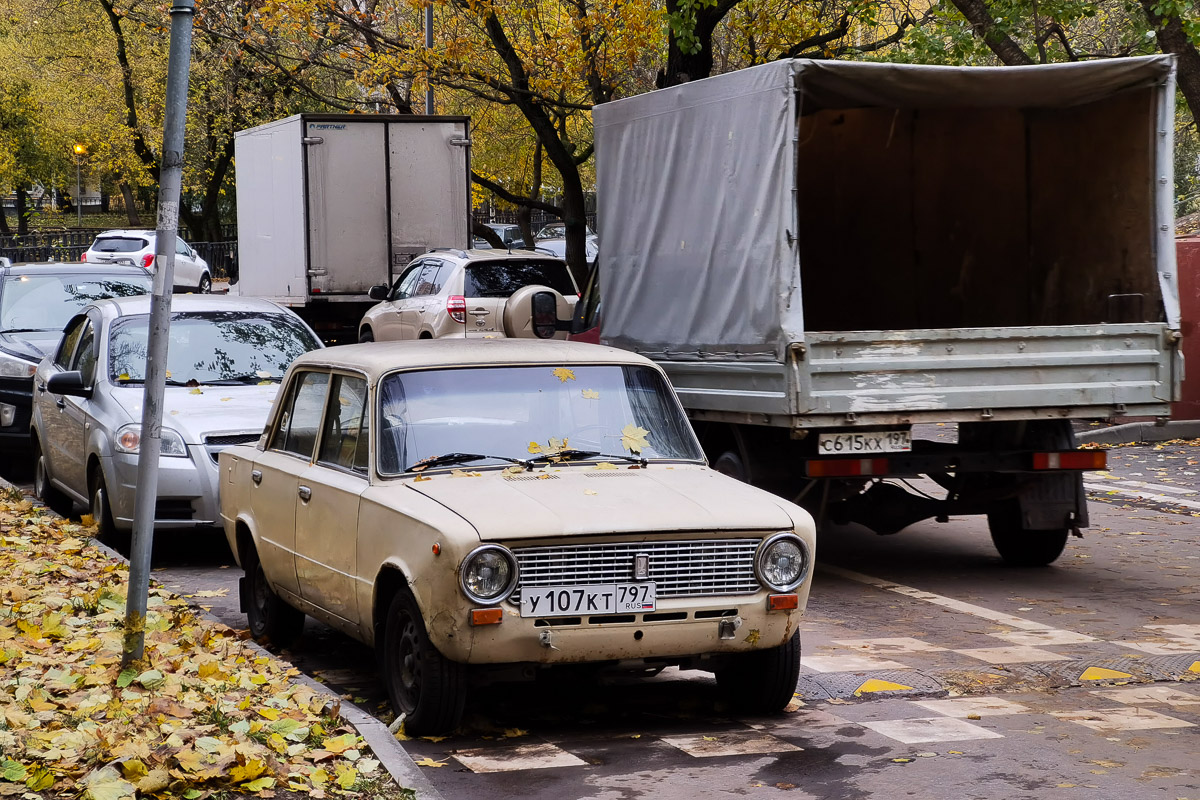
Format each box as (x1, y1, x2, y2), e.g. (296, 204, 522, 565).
(0, 481, 442, 800)
(1075, 419, 1200, 445)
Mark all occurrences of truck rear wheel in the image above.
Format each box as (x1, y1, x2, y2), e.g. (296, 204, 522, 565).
(716, 631, 801, 714)
(713, 451, 748, 483)
(987, 505, 1069, 567)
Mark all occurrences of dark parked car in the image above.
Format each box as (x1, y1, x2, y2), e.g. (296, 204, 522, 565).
(0, 263, 152, 450)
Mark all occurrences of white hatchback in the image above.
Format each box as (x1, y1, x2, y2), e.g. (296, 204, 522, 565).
(82, 229, 212, 293)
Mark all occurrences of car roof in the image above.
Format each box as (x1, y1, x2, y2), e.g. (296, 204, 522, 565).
(89, 294, 289, 319)
(420, 248, 568, 266)
(290, 338, 654, 376)
(93, 229, 158, 238)
(0, 262, 151, 278)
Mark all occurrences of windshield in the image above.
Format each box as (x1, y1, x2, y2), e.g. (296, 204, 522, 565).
(377, 364, 703, 474)
(0, 274, 152, 332)
(108, 310, 321, 384)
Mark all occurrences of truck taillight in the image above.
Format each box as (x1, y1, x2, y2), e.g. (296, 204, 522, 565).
(141, 253, 155, 270)
(1032, 451, 1107, 470)
(806, 458, 889, 478)
(448, 295, 467, 324)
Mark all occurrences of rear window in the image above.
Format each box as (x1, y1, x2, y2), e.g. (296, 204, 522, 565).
(93, 236, 148, 253)
(464, 259, 576, 298)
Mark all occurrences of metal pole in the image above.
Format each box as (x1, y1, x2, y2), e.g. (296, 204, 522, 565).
(425, 4, 434, 114)
(75, 158, 81, 227)
(122, 0, 194, 668)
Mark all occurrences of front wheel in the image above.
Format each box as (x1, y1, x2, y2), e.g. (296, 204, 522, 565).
(716, 631, 801, 714)
(383, 590, 466, 735)
(197, 273, 212, 294)
(89, 466, 126, 550)
(987, 506, 1069, 567)
(244, 544, 305, 647)
(359, 327, 374, 343)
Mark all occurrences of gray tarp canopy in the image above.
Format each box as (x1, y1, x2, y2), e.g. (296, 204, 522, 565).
(593, 56, 1178, 361)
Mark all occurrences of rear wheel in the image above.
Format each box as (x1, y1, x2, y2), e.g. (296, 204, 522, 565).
(244, 543, 305, 648)
(383, 590, 466, 735)
(987, 505, 1069, 566)
(32, 437, 71, 516)
(716, 631, 801, 714)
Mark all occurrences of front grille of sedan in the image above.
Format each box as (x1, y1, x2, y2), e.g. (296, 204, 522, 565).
(509, 538, 763, 603)
(204, 433, 262, 464)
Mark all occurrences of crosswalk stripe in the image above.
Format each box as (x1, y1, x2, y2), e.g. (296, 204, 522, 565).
(1084, 482, 1200, 510)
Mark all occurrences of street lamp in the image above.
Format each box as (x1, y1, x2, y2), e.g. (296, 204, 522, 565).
(72, 143, 87, 226)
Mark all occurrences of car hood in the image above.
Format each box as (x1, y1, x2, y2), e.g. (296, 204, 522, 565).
(110, 383, 280, 443)
(407, 465, 795, 540)
(0, 330, 60, 363)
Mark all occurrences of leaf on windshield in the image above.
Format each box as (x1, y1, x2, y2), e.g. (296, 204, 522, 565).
(527, 442, 543, 455)
(552, 367, 576, 383)
(413, 475, 431, 482)
(547, 437, 567, 453)
(581, 389, 599, 399)
(593, 463, 618, 470)
(188, 388, 203, 395)
(255, 371, 272, 379)
(450, 469, 482, 478)
(621, 424, 650, 453)
(221, 397, 232, 402)
(118, 373, 130, 381)
(165, 370, 172, 379)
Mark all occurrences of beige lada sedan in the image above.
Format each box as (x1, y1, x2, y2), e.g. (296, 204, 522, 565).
(219, 339, 816, 734)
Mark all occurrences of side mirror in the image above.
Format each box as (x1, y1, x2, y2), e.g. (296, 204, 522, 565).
(368, 284, 390, 301)
(531, 291, 563, 339)
(46, 370, 91, 399)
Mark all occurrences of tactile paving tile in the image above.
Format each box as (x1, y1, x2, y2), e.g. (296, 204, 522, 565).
(795, 669, 946, 700)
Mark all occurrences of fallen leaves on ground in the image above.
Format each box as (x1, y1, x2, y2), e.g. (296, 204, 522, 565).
(0, 497, 405, 798)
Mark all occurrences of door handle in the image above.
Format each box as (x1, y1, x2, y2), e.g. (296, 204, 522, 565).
(251, 469, 262, 485)
(298, 485, 312, 501)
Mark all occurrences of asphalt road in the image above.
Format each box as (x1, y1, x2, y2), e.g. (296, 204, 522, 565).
(4, 440, 1198, 799)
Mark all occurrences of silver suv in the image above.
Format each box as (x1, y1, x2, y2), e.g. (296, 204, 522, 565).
(358, 249, 578, 342)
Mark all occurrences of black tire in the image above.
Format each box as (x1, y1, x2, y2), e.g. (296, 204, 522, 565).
(383, 590, 466, 735)
(713, 450, 748, 483)
(244, 543, 305, 648)
(88, 466, 128, 550)
(359, 327, 374, 343)
(197, 273, 212, 294)
(32, 437, 72, 516)
(716, 631, 801, 714)
(987, 505, 1069, 567)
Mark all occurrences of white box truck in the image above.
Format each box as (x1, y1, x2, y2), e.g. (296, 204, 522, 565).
(233, 114, 471, 342)
(590, 56, 1183, 566)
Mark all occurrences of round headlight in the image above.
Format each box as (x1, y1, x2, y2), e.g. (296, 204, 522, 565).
(460, 545, 518, 605)
(756, 534, 809, 592)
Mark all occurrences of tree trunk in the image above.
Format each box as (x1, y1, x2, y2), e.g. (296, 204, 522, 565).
(0, 207, 11, 236)
(947, 0, 1034, 65)
(657, 0, 736, 87)
(1140, 1, 1200, 126)
(16, 188, 29, 236)
(120, 182, 142, 226)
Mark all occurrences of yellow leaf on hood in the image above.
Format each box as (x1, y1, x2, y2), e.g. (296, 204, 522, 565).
(188, 387, 203, 395)
(593, 462, 618, 470)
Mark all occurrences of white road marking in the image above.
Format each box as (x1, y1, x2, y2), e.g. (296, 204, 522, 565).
(801, 654, 910, 672)
(989, 629, 1098, 647)
(451, 743, 587, 772)
(660, 731, 801, 758)
(1084, 482, 1200, 510)
(914, 697, 1032, 717)
(861, 717, 1004, 744)
(954, 645, 1072, 664)
(818, 565, 1055, 632)
(1051, 708, 1196, 732)
(1089, 686, 1200, 707)
(1110, 480, 1197, 496)
(1145, 624, 1200, 640)
(830, 637, 947, 654)
(1117, 640, 1200, 655)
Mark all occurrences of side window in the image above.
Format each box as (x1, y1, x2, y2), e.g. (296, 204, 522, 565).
(270, 371, 330, 459)
(175, 237, 190, 256)
(71, 322, 98, 386)
(391, 263, 425, 301)
(413, 261, 446, 297)
(317, 375, 370, 474)
(55, 316, 88, 369)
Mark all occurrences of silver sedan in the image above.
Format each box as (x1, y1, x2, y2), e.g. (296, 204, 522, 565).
(31, 294, 322, 546)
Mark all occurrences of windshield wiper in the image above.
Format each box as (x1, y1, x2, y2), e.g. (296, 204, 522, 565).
(114, 376, 189, 386)
(530, 449, 648, 467)
(405, 452, 533, 473)
(203, 373, 281, 385)
(0, 328, 55, 335)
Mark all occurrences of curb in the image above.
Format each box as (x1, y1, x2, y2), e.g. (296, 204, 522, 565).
(1075, 420, 1200, 445)
(0, 477, 445, 800)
